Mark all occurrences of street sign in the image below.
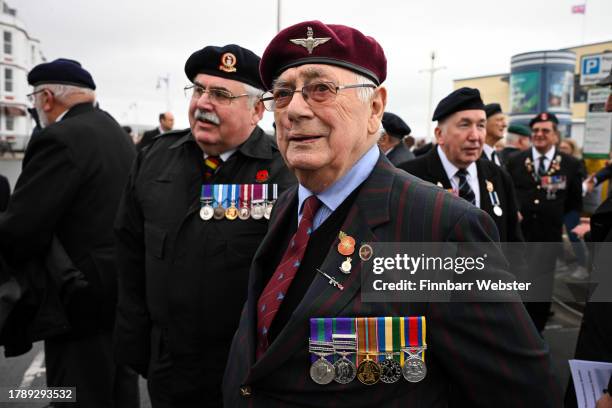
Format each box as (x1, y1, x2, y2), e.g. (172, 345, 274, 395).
(580, 52, 612, 86)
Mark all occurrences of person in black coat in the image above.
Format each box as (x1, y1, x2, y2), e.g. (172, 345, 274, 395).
(0, 174, 9, 211)
(137, 111, 174, 151)
(378, 111, 415, 166)
(399, 88, 526, 278)
(505, 112, 583, 332)
(0, 59, 138, 407)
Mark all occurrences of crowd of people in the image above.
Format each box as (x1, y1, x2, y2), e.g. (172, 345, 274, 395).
(0, 19, 611, 408)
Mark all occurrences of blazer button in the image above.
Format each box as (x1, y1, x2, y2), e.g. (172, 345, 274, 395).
(536, 185, 541, 190)
(240, 385, 252, 397)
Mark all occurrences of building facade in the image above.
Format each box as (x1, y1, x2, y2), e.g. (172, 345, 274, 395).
(0, 0, 44, 151)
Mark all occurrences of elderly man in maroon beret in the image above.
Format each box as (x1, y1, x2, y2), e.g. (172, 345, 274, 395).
(222, 20, 558, 407)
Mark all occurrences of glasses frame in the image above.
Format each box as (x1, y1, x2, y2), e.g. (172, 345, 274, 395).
(26, 88, 53, 104)
(261, 82, 377, 111)
(184, 84, 250, 105)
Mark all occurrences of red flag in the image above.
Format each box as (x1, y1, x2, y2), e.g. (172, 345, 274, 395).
(571, 4, 586, 14)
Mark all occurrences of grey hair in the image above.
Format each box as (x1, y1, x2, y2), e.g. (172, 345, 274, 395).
(354, 73, 376, 103)
(243, 83, 264, 109)
(34, 83, 95, 105)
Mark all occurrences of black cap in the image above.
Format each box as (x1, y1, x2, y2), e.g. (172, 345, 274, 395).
(529, 112, 559, 128)
(432, 87, 485, 122)
(185, 44, 264, 90)
(27, 58, 96, 90)
(507, 124, 531, 138)
(484, 103, 502, 118)
(382, 112, 411, 139)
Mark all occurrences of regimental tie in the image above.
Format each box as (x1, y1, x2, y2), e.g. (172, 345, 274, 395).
(455, 169, 476, 205)
(204, 155, 222, 181)
(537, 156, 547, 178)
(256, 195, 322, 359)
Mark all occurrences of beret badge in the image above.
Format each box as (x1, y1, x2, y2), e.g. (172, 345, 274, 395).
(289, 26, 331, 54)
(219, 52, 237, 73)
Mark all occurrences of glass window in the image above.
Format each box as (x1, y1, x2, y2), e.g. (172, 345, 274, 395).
(5, 115, 14, 131)
(4, 68, 12, 92)
(548, 70, 574, 110)
(3, 31, 12, 55)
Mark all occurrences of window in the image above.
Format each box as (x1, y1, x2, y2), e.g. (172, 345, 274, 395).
(5, 115, 14, 131)
(3, 31, 12, 55)
(4, 68, 12, 92)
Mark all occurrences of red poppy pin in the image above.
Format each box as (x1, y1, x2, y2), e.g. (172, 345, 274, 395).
(256, 170, 269, 183)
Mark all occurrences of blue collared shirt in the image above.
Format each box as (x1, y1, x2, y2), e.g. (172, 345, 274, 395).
(297, 144, 380, 230)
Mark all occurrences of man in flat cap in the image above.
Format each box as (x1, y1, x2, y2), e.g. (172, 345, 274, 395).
(113, 44, 294, 407)
(0, 59, 138, 406)
(482, 103, 506, 166)
(500, 124, 531, 163)
(223, 21, 557, 407)
(399, 87, 526, 277)
(378, 111, 415, 166)
(138, 111, 175, 151)
(506, 112, 583, 332)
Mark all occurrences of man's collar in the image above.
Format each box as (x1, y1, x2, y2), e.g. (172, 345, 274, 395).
(482, 143, 495, 159)
(532, 145, 555, 161)
(437, 145, 477, 180)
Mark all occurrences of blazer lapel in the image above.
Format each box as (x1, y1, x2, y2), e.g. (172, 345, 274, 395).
(247, 155, 394, 383)
(427, 147, 453, 189)
(476, 160, 493, 215)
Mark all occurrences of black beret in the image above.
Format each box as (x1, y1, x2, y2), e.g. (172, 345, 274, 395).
(507, 124, 531, 138)
(529, 112, 559, 128)
(27, 58, 96, 90)
(185, 44, 264, 90)
(432, 87, 485, 122)
(382, 112, 411, 139)
(484, 103, 502, 118)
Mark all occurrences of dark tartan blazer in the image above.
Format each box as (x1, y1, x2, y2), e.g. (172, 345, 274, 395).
(223, 154, 560, 407)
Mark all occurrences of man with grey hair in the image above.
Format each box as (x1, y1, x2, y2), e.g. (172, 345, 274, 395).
(114, 44, 294, 407)
(0, 58, 138, 406)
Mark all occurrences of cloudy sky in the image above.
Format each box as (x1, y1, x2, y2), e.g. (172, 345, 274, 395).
(14, 0, 612, 136)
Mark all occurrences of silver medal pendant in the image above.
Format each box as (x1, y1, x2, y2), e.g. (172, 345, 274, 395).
(238, 206, 250, 220)
(380, 357, 402, 384)
(264, 202, 274, 220)
(333, 357, 357, 384)
(493, 205, 503, 217)
(402, 356, 427, 383)
(251, 203, 264, 220)
(200, 204, 214, 221)
(310, 357, 335, 385)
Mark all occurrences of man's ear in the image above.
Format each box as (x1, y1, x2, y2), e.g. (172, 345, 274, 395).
(251, 100, 265, 125)
(434, 125, 444, 146)
(41, 89, 55, 113)
(367, 86, 387, 135)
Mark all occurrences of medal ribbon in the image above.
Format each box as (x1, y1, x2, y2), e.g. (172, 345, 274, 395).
(405, 316, 426, 361)
(332, 317, 356, 365)
(241, 184, 250, 207)
(201, 184, 213, 202)
(222, 184, 230, 207)
(356, 317, 379, 366)
(309, 317, 333, 363)
(252, 184, 263, 202)
(213, 184, 223, 208)
(229, 184, 237, 205)
(273, 183, 278, 201)
(377, 317, 399, 363)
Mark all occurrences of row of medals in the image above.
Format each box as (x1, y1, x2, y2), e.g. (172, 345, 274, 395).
(309, 336, 427, 386)
(200, 199, 274, 221)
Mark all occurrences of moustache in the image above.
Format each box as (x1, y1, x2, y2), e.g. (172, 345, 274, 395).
(194, 109, 220, 126)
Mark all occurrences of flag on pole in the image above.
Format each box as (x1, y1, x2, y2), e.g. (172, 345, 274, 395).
(571, 4, 586, 14)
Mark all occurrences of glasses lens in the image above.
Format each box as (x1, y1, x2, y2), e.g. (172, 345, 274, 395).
(272, 88, 295, 109)
(304, 83, 335, 103)
(209, 89, 232, 105)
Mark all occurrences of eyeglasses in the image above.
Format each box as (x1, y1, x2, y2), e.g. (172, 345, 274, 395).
(261, 82, 377, 111)
(184, 84, 250, 105)
(26, 88, 53, 103)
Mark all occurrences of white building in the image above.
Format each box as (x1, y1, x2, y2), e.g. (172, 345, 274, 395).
(0, 0, 44, 151)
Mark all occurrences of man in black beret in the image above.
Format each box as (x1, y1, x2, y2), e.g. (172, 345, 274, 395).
(506, 112, 583, 332)
(138, 111, 175, 151)
(0, 58, 138, 406)
(482, 103, 507, 166)
(224, 21, 557, 407)
(378, 111, 415, 166)
(399, 87, 526, 282)
(500, 124, 531, 163)
(113, 44, 294, 407)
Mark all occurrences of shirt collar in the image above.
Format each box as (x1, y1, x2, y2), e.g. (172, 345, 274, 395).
(532, 145, 555, 162)
(204, 149, 236, 162)
(437, 145, 477, 180)
(482, 143, 495, 159)
(55, 109, 70, 123)
(297, 144, 380, 216)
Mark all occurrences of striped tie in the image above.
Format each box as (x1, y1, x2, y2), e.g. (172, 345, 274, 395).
(256, 195, 322, 358)
(456, 169, 475, 205)
(204, 155, 222, 180)
(537, 156, 546, 177)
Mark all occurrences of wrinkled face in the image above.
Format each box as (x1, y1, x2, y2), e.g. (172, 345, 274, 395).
(485, 113, 506, 142)
(273, 64, 384, 185)
(531, 121, 557, 153)
(188, 73, 262, 154)
(160, 112, 174, 131)
(436, 110, 486, 168)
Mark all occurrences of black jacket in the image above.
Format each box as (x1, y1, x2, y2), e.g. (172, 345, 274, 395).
(138, 127, 160, 151)
(385, 142, 415, 166)
(0, 103, 136, 347)
(113, 126, 294, 403)
(0, 174, 9, 211)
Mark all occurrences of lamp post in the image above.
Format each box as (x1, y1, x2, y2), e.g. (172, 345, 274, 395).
(419, 51, 446, 139)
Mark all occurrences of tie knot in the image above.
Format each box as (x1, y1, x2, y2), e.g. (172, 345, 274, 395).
(301, 195, 322, 222)
(456, 169, 468, 178)
(205, 155, 222, 169)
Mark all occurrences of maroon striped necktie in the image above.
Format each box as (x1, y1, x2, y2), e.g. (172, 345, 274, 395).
(204, 155, 222, 180)
(256, 195, 321, 359)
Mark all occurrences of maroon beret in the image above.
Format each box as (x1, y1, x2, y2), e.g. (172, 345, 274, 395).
(260, 20, 387, 90)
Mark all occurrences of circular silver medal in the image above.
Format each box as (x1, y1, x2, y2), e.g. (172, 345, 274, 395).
(310, 358, 335, 385)
(333, 357, 357, 384)
(200, 204, 214, 221)
(238, 206, 250, 220)
(493, 205, 503, 217)
(251, 203, 264, 220)
(402, 356, 427, 383)
(380, 358, 402, 384)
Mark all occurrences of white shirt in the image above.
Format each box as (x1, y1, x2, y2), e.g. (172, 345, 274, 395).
(437, 145, 480, 207)
(483, 144, 501, 166)
(531, 146, 555, 173)
(204, 149, 237, 162)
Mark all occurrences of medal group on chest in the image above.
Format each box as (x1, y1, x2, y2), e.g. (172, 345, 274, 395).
(199, 183, 278, 221)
